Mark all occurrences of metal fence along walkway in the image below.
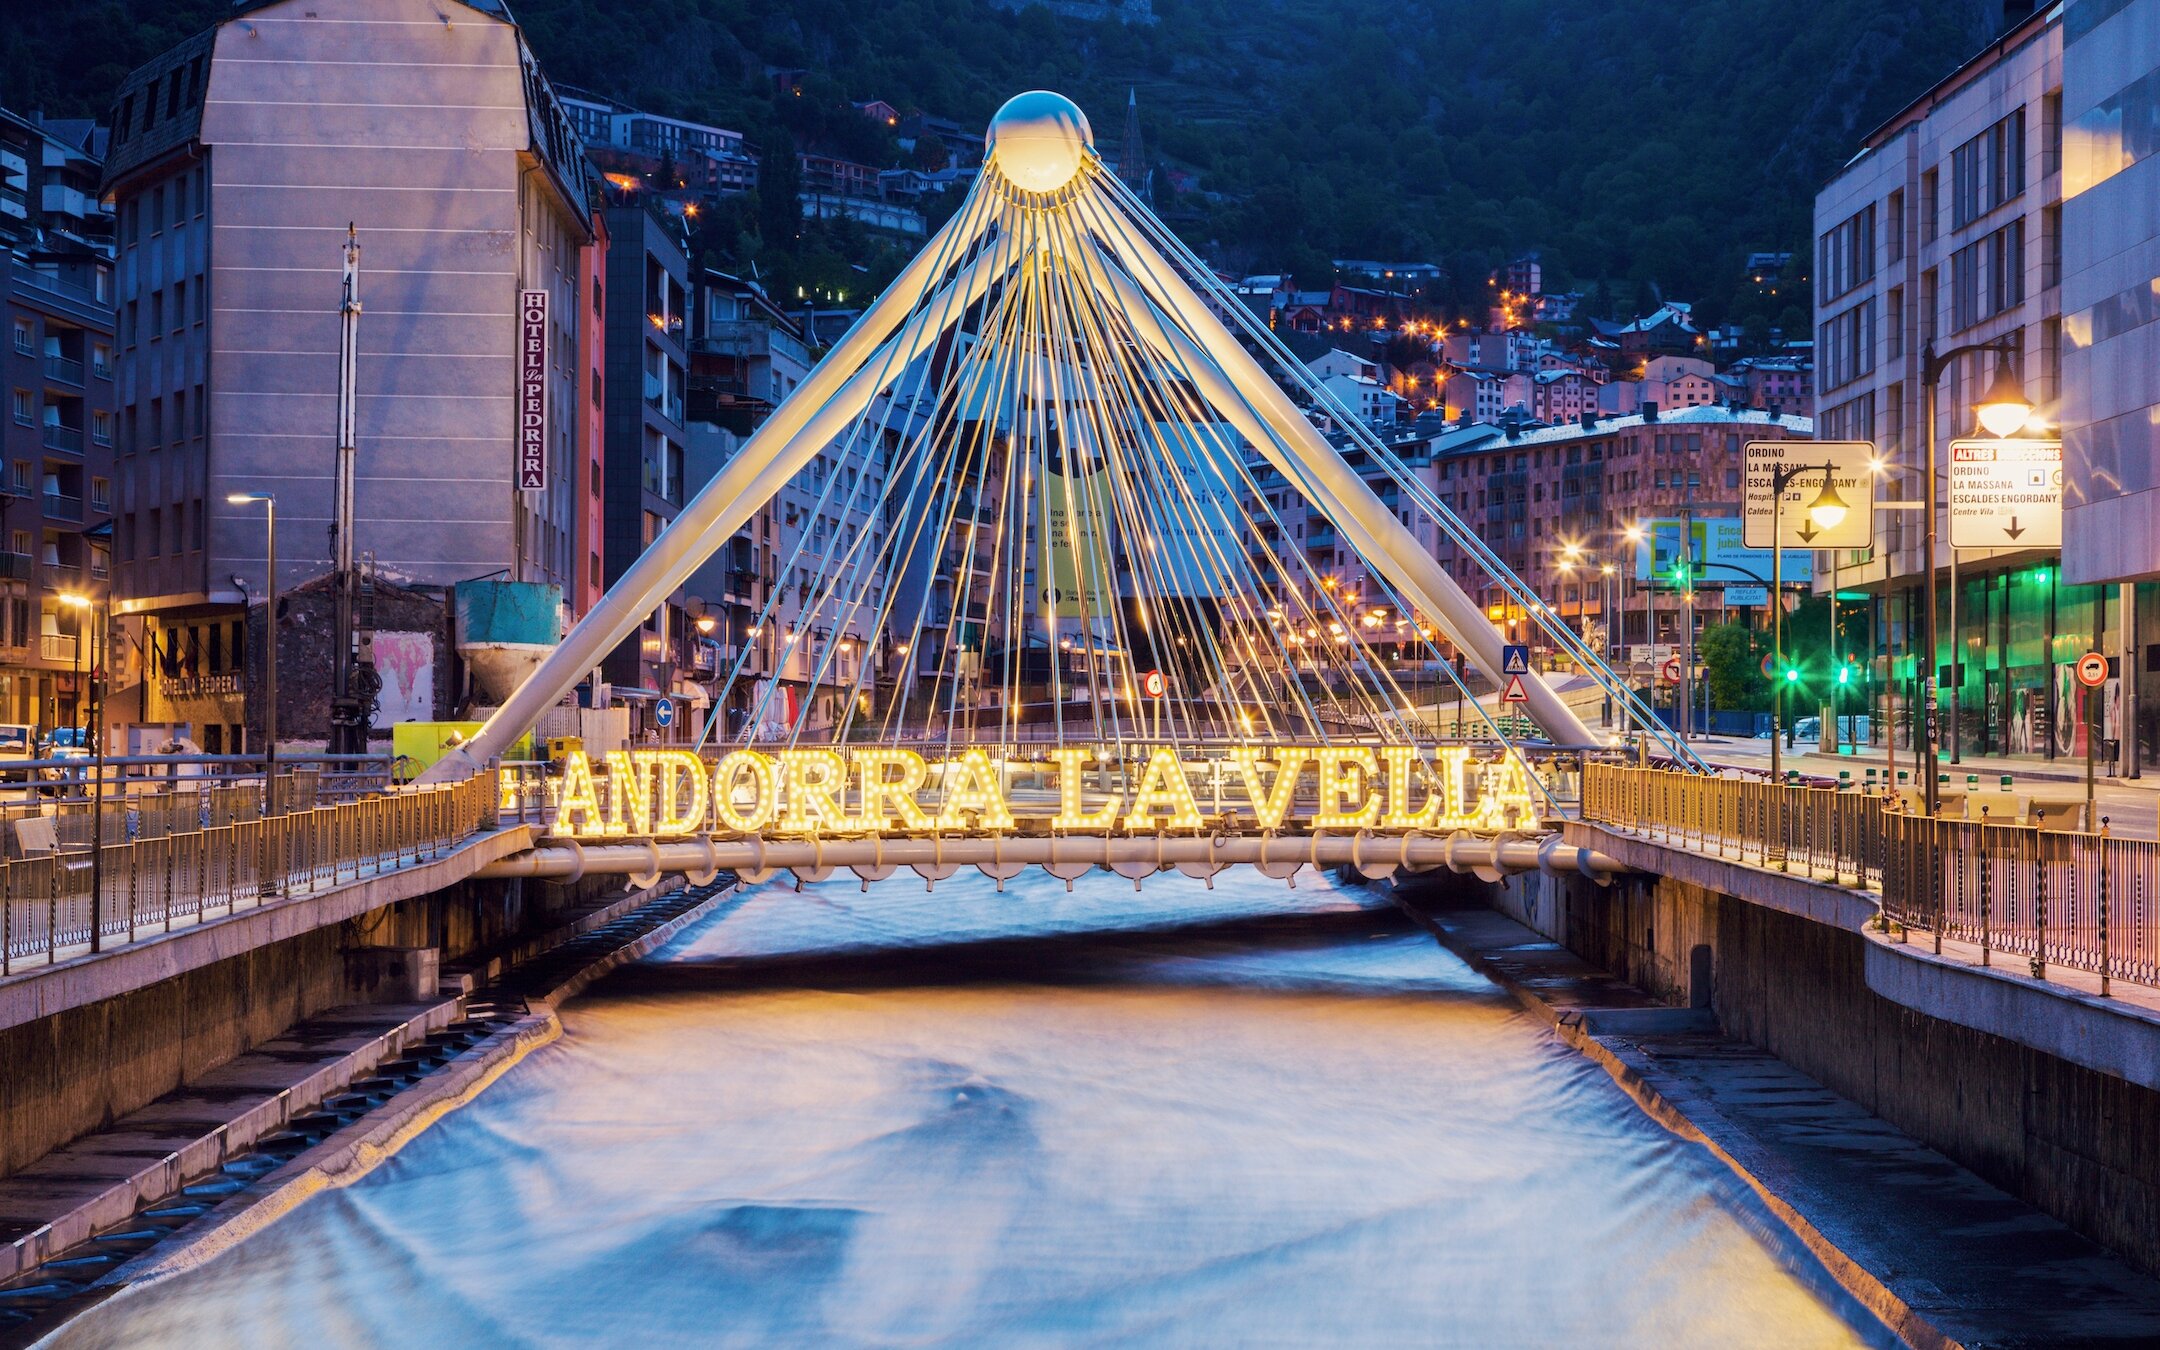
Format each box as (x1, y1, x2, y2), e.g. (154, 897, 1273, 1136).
(0, 775, 498, 975)
(1584, 763, 2156, 995)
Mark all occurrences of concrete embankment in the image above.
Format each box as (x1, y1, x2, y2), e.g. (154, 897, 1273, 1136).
(1393, 867, 2160, 1348)
(0, 878, 738, 1346)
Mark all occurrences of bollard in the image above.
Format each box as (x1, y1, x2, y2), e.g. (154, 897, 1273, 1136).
(1976, 804, 1990, 967)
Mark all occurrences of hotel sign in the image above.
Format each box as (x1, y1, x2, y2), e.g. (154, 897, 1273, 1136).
(517, 289, 549, 491)
(525, 746, 1545, 842)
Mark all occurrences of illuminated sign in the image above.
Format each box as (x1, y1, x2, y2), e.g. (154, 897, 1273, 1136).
(518, 289, 549, 491)
(524, 746, 1545, 841)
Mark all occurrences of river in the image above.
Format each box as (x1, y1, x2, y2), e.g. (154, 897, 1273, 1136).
(54, 868, 1884, 1348)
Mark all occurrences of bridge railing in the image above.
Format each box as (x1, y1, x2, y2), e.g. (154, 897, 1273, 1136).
(1879, 814, 2158, 992)
(1585, 763, 2160, 993)
(1582, 763, 1888, 888)
(0, 774, 498, 976)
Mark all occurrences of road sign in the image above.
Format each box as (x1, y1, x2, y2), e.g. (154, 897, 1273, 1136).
(1743, 441, 1875, 550)
(1948, 438, 2063, 549)
(1139, 669, 1166, 698)
(1636, 519, 1814, 586)
(1501, 673, 1531, 703)
(653, 697, 675, 729)
(1500, 644, 1530, 675)
(1723, 585, 1769, 607)
(2076, 651, 2109, 689)
(1661, 657, 1683, 684)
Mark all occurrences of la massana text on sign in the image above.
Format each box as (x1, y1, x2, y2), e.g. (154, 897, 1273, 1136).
(525, 746, 1546, 840)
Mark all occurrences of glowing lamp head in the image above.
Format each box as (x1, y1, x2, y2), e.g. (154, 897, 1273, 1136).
(1974, 356, 2034, 437)
(986, 91, 1093, 194)
(1806, 470, 1849, 531)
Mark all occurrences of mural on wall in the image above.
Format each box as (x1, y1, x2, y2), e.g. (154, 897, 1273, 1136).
(374, 632, 436, 726)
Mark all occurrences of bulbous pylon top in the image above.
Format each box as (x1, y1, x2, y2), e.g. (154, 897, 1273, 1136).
(985, 91, 1093, 194)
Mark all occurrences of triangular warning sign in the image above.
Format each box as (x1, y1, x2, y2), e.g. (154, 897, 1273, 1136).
(1502, 674, 1530, 703)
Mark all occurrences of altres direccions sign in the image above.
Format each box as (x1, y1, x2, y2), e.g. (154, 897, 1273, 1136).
(527, 746, 1545, 841)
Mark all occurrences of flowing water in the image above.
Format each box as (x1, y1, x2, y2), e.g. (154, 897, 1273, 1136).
(54, 869, 1885, 1348)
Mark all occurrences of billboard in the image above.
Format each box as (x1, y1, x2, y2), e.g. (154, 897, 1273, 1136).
(1635, 517, 1814, 588)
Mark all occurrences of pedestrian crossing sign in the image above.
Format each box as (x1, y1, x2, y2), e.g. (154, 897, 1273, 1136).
(1500, 644, 1530, 675)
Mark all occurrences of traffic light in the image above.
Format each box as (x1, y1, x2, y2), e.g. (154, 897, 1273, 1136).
(1784, 667, 1801, 684)
(1835, 662, 1853, 686)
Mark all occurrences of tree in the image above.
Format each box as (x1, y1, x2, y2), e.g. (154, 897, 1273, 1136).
(1700, 621, 1769, 713)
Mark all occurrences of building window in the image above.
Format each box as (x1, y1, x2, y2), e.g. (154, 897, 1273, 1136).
(1951, 109, 2025, 229)
(10, 462, 26, 493)
(2064, 66, 2160, 198)
(1920, 169, 1939, 244)
(2042, 90, 2063, 178)
(91, 477, 110, 512)
(91, 343, 111, 378)
(91, 412, 112, 446)
(1949, 220, 2025, 332)
(1885, 189, 1905, 264)
(9, 391, 29, 426)
(1817, 299, 1876, 391)
(10, 320, 30, 355)
(2041, 205, 2063, 290)
(1817, 206, 1875, 301)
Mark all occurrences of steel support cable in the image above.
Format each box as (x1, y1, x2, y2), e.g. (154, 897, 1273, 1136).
(1099, 175, 1692, 769)
(1062, 203, 1398, 741)
(1047, 209, 1325, 744)
(1051, 212, 1358, 745)
(695, 205, 1017, 748)
(1069, 193, 1475, 750)
(774, 270, 1018, 752)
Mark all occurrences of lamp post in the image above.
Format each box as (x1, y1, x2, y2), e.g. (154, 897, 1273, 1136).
(1918, 342, 2033, 813)
(59, 592, 105, 951)
(1622, 523, 1648, 726)
(227, 494, 279, 871)
(1769, 462, 1850, 782)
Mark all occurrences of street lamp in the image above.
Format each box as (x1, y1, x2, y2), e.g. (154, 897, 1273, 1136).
(227, 493, 279, 844)
(1918, 342, 2033, 812)
(59, 591, 107, 951)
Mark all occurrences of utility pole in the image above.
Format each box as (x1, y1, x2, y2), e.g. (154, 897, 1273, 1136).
(329, 225, 375, 755)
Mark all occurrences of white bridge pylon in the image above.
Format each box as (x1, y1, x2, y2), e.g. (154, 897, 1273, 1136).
(423, 90, 1694, 785)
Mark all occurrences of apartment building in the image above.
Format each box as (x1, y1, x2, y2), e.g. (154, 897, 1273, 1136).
(99, 0, 599, 748)
(597, 198, 691, 721)
(0, 107, 118, 734)
(1810, 3, 2121, 762)
(2058, 0, 2160, 763)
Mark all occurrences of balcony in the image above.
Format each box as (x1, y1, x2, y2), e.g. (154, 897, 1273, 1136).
(42, 491, 82, 522)
(39, 633, 76, 664)
(42, 354, 82, 388)
(0, 553, 29, 581)
(40, 423, 82, 454)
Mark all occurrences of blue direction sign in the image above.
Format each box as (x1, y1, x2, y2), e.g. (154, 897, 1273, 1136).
(653, 697, 675, 729)
(1500, 644, 1531, 676)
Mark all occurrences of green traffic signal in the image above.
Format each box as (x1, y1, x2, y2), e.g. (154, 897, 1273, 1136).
(1784, 667, 1800, 683)
(1836, 664, 1852, 686)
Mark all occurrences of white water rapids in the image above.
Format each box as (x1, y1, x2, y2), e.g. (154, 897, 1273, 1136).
(53, 868, 1884, 1347)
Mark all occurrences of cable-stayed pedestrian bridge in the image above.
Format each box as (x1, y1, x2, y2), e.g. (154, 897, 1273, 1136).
(428, 89, 1697, 887)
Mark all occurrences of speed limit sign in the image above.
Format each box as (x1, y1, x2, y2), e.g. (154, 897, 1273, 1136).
(2076, 651, 2109, 689)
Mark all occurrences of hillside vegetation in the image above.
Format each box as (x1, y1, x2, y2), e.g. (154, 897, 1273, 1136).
(8, 0, 2003, 320)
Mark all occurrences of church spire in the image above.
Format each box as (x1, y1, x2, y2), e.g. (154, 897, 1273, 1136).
(1117, 86, 1149, 201)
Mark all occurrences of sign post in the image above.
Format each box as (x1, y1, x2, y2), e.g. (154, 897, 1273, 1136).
(1948, 438, 2064, 549)
(2077, 651, 2109, 823)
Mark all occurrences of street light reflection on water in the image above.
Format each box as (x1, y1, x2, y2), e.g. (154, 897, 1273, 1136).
(56, 869, 1884, 1347)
